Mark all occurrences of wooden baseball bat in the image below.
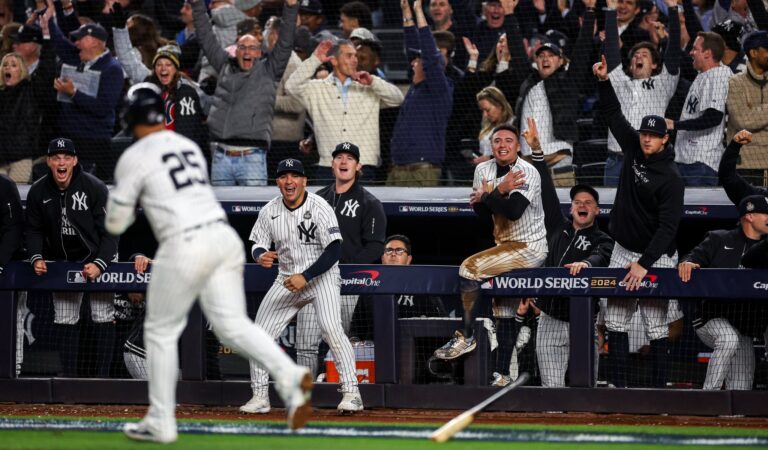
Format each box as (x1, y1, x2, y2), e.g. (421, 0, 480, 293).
(429, 372, 530, 443)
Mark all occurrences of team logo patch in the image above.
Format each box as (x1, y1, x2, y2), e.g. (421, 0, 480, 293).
(328, 226, 340, 234)
(304, 211, 312, 220)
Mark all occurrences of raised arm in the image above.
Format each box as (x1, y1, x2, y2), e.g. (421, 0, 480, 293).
(113, 26, 152, 84)
(567, 1, 596, 80)
(718, 131, 766, 205)
(265, 0, 298, 78)
(192, 0, 229, 73)
(524, 117, 569, 237)
(595, 56, 641, 158)
(285, 41, 328, 101)
(604, 0, 622, 72)
(663, 1, 682, 75)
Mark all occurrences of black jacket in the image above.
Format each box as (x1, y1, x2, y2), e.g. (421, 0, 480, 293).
(315, 181, 387, 264)
(0, 175, 24, 273)
(512, 10, 596, 144)
(719, 140, 768, 206)
(742, 239, 768, 269)
(148, 76, 209, 159)
(682, 228, 767, 337)
(599, 80, 684, 269)
(26, 164, 118, 272)
(531, 153, 614, 321)
(0, 40, 56, 164)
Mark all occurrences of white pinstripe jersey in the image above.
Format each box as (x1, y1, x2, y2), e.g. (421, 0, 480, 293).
(473, 157, 546, 244)
(250, 191, 343, 277)
(607, 66, 679, 154)
(110, 130, 226, 243)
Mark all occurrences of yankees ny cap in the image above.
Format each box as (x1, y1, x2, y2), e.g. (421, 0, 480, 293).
(739, 195, 768, 216)
(743, 30, 768, 52)
(12, 24, 43, 44)
(69, 23, 109, 42)
(299, 0, 322, 15)
(276, 158, 306, 177)
(332, 142, 360, 161)
(535, 42, 562, 57)
(48, 138, 77, 156)
(638, 115, 667, 136)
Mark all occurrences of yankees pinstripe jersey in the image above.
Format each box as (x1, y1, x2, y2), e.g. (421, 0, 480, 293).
(675, 64, 731, 170)
(250, 192, 342, 276)
(518, 82, 572, 156)
(608, 66, 679, 154)
(473, 158, 546, 244)
(111, 131, 225, 243)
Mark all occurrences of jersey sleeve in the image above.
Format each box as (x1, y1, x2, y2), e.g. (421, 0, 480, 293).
(509, 165, 541, 203)
(249, 206, 273, 251)
(110, 151, 145, 208)
(316, 200, 342, 248)
(697, 69, 729, 113)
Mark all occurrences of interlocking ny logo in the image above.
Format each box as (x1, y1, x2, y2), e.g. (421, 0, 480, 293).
(71, 192, 88, 211)
(342, 142, 351, 150)
(57, 139, 66, 148)
(340, 199, 360, 217)
(179, 97, 196, 116)
(686, 96, 699, 114)
(574, 235, 591, 251)
(646, 118, 656, 128)
(298, 222, 317, 243)
(642, 78, 655, 90)
(285, 159, 294, 167)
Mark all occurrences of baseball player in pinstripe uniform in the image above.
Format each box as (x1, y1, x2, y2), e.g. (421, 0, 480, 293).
(241, 157, 362, 414)
(106, 84, 313, 443)
(594, 56, 685, 388)
(433, 125, 548, 385)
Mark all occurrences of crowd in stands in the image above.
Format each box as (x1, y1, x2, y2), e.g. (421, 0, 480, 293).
(0, 0, 765, 186)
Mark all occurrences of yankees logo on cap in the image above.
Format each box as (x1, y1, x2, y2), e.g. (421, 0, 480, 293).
(332, 141, 360, 160)
(738, 194, 768, 216)
(47, 138, 77, 156)
(276, 158, 306, 177)
(638, 114, 667, 136)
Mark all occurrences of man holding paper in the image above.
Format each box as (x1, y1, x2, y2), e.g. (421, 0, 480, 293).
(45, 0, 123, 182)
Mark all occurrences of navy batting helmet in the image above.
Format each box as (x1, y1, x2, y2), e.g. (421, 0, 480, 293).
(121, 82, 165, 131)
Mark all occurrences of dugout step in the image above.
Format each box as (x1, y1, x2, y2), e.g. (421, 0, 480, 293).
(398, 318, 489, 386)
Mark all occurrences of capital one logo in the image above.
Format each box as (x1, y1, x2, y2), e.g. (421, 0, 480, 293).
(340, 199, 360, 217)
(71, 192, 88, 211)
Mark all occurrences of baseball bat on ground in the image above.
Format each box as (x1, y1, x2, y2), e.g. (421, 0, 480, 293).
(429, 372, 530, 443)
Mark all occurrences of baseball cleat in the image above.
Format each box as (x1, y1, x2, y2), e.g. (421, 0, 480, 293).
(433, 331, 477, 360)
(337, 391, 364, 414)
(491, 372, 511, 387)
(240, 393, 271, 414)
(124, 421, 177, 444)
(286, 369, 313, 430)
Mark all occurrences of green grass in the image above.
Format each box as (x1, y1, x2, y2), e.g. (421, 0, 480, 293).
(0, 430, 762, 450)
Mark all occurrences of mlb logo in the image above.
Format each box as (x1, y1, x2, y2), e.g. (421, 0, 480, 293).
(232, 205, 242, 212)
(67, 271, 86, 284)
(480, 279, 494, 289)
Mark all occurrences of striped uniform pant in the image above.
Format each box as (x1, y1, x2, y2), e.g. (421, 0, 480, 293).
(459, 239, 548, 281)
(250, 272, 358, 396)
(696, 318, 755, 390)
(605, 243, 678, 340)
(295, 294, 358, 377)
(536, 313, 570, 387)
(142, 223, 300, 434)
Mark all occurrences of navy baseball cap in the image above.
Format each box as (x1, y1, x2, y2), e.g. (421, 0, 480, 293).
(535, 42, 562, 57)
(70, 23, 108, 42)
(48, 138, 77, 156)
(744, 30, 768, 52)
(332, 142, 360, 160)
(299, 0, 322, 14)
(739, 194, 768, 216)
(712, 20, 743, 52)
(570, 184, 599, 203)
(638, 115, 667, 136)
(12, 24, 43, 44)
(276, 158, 306, 177)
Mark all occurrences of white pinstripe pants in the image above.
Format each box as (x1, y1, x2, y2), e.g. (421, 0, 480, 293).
(605, 243, 677, 340)
(696, 318, 755, 390)
(250, 272, 358, 395)
(142, 223, 300, 434)
(536, 314, 570, 387)
(458, 239, 548, 281)
(295, 294, 358, 377)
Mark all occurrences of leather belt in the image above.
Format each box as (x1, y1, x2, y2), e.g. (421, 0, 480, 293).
(182, 218, 226, 233)
(217, 147, 256, 157)
(392, 162, 438, 171)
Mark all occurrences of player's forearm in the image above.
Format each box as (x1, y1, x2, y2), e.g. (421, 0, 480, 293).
(105, 198, 136, 236)
(482, 191, 530, 220)
(301, 240, 341, 282)
(674, 108, 724, 131)
(718, 140, 762, 205)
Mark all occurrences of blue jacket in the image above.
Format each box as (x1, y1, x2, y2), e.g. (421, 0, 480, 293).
(50, 19, 124, 140)
(390, 26, 453, 165)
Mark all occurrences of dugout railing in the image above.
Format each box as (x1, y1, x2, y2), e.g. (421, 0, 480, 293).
(2, 262, 768, 416)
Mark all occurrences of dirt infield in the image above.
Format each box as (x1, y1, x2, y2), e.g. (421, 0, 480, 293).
(1, 404, 767, 429)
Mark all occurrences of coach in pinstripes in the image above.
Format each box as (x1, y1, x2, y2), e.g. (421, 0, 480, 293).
(241, 158, 363, 414)
(433, 124, 548, 386)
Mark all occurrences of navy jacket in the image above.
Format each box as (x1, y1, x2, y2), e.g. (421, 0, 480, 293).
(49, 18, 124, 140)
